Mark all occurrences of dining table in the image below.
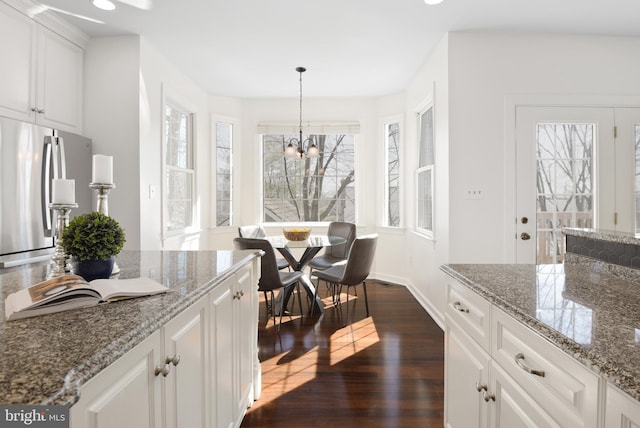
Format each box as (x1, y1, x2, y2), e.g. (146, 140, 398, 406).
(264, 234, 347, 315)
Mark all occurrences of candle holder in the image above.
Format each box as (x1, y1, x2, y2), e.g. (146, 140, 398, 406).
(89, 182, 120, 275)
(89, 182, 116, 215)
(47, 203, 78, 279)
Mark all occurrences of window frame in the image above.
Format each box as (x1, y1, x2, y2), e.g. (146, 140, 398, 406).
(211, 114, 237, 227)
(161, 87, 197, 239)
(416, 98, 435, 239)
(381, 114, 403, 228)
(260, 132, 357, 225)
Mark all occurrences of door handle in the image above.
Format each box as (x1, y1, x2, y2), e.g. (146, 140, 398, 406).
(520, 232, 531, 241)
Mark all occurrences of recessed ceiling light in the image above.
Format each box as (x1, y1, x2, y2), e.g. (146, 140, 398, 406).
(93, 0, 116, 11)
(424, 0, 444, 4)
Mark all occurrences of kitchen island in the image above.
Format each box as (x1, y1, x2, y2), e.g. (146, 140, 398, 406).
(0, 249, 261, 426)
(441, 259, 640, 427)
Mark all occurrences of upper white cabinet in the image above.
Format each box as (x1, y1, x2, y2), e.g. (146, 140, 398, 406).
(0, 1, 83, 133)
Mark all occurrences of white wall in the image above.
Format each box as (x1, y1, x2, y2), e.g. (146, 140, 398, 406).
(84, 36, 141, 250)
(447, 32, 640, 263)
(84, 36, 211, 251)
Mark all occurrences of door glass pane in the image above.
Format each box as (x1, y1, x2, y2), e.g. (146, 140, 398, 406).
(536, 123, 594, 264)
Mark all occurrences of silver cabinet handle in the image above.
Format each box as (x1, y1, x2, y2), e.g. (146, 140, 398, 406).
(233, 290, 245, 300)
(475, 382, 487, 392)
(514, 353, 545, 377)
(482, 390, 496, 402)
(37, 109, 45, 114)
(31, 107, 37, 112)
(166, 354, 181, 366)
(453, 301, 469, 313)
(154, 364, 171, 377)
(30, 107, 45, 114)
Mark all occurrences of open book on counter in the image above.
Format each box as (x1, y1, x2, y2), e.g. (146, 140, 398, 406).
(5, 274, 169, 321)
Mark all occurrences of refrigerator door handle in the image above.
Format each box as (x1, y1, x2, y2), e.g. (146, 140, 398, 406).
(57, 136, 67, 178)
(41, 137, 53, 236)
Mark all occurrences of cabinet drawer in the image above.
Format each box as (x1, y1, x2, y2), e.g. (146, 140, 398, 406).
(491, 307, 600, 428)
(446, 279, 491, 351)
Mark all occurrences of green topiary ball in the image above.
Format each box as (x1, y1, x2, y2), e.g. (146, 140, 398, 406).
(61, 212, 126, 261)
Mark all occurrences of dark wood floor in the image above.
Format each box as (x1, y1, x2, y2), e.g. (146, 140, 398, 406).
(241, 280, 444, 428)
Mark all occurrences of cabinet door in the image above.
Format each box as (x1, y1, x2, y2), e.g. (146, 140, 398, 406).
(234, 264, 255, 415)
(0, 2, 36, 122)
(210, 276, 236, 428)
(445, 315, 490, 428)
(489, 362, 561, 428)
(70, 332, 163, 428)
(606, 384, 640, 428)
(36, 25, 83, 133)
(163, 297, 208, 428)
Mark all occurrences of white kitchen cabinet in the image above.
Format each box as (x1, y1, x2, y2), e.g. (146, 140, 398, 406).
(70, 332, 164, 428)
(210, 262, 259, 428)
(71, 260, 260, 428)
(444, 314, 490, 428)
(0, 1, 83, 133)
(605, 384, 640, 428)
(444, 278, 600, 428)
(162, 296, 208, 428)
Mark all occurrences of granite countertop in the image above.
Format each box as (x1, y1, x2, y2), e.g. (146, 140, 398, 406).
(441, 260, 640, 401)
(0, 249, 261, 406)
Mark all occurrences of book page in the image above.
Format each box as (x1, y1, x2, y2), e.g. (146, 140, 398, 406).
(90, 277, 169, 301)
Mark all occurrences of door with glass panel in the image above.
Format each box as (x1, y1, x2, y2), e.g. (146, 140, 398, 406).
(515, 107, 640, 264)
(517, 108, 611, 264)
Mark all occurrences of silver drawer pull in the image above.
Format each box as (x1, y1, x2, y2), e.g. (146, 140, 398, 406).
(475, 382, 487, 392)
(514, 353, 545, 377)
(166, 354, 181, 366)
(453, 301, 469, 313)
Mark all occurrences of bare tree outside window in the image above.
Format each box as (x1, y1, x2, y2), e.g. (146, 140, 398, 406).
(263, 134, 355, 223)
(386, 122, 400, 227)
(536, 123, 593, 263)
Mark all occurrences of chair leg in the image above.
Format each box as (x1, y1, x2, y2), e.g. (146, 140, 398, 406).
(270, 291, 277, 329)
(362, 280, 370, 316)
(296, 282, 304, 318)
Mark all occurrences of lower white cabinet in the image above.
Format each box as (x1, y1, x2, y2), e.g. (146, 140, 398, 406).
(444, 278, 600, 428)
(210, 263, 258, 428)
(71, 261, 259, 428)
(605, 384, 640, 428)
(70, 331, 163, 428)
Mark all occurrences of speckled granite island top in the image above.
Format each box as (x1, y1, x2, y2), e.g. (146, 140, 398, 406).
(441, 262, 640, 401)
(0, 250, 261, 406)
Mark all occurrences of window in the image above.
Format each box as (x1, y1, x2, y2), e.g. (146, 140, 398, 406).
(215, 120, 233, 226)
(384, 121, 401, 227)
(263, 134, 355, 223)
(417, 105, 434, 236)
(163, 102, 195, 235)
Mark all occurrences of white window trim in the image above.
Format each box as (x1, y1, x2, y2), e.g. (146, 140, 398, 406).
(211, 114, 239, 228)
(380, 114, 404, 228)
(415, 93, 435, 239)
(161, 83, 198, 240)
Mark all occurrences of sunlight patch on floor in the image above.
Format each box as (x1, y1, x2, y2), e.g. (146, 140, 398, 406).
(251, 316, 380, 410)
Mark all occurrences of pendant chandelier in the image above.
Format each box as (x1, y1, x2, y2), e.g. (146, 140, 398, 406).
(284, 66, 319, 159)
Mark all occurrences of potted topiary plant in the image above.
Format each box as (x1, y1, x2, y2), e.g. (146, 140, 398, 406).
(61, 212, 126, 281)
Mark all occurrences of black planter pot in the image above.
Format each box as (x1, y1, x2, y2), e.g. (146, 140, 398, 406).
(76, 256, 115, 281)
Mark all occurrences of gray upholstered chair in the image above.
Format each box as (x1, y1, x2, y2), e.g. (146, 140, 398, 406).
(233, 237, 303, 332)
(238, 225, 290, 271)
(307, 222, 356, 275)
(310, 234, 377, 319)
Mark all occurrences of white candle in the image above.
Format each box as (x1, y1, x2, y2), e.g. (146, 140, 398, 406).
(52, 179, 75, 204)
(92, 154, 113, 184)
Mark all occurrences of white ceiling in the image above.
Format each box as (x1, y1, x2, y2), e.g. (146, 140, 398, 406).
(36, 0, 640, 98)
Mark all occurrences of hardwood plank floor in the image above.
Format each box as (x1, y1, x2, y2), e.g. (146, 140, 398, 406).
(241, 280, 444, 427)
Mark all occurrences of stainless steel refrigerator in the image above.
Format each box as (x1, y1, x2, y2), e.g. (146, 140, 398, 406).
(0, 117, 92, 267)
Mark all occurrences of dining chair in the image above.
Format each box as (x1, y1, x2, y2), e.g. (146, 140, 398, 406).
(307, 221, 356, 274)
(233, 237, 304, 332)
(238, 225, 290, 271)
(310, 234, 378, 319)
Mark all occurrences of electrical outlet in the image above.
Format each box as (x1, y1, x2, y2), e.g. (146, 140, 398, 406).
(464, 187, 485, 199)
